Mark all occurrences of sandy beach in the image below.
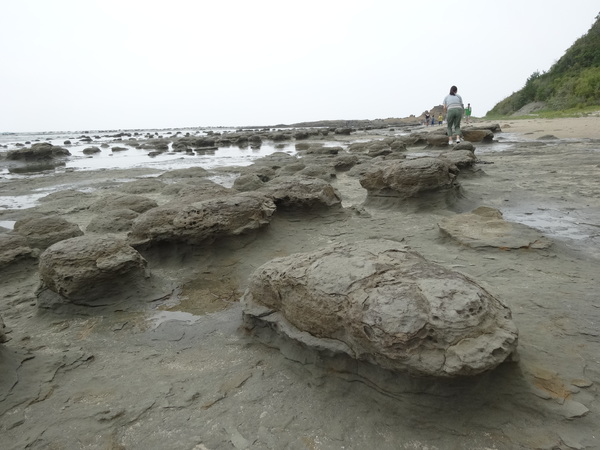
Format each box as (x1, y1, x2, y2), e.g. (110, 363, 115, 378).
(1, 116, 599, 449)
(477, 116, 600, 139)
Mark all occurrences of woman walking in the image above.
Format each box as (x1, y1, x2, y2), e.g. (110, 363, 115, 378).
(443, 85, 464, 145)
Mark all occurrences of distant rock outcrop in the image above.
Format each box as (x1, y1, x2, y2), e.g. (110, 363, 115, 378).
(242, 239, 518, 377)
(6, 142, 71, 160)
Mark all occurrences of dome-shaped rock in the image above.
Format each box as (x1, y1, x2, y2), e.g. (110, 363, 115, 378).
(242, 239, 518, 377)
(127, 192, 276, 247)
(37, 235, 150, 307)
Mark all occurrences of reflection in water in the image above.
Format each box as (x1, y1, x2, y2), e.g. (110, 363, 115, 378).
(8, 162, 66, 174)
(0, 193, 49, 209)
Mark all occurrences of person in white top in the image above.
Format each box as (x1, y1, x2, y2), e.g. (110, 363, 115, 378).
(443, 85, 464, 145)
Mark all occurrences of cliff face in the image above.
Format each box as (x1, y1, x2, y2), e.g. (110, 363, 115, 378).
(488, 13, 600, 116)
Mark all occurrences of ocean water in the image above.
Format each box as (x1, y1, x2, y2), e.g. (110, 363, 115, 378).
(0, 127, 298, 176)
(0, 127, 307, 218)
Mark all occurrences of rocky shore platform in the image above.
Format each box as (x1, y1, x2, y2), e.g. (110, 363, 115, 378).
(1, 117, 599, 449)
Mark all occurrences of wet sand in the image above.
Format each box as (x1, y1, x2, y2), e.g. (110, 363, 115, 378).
(1, 117, 600, 449)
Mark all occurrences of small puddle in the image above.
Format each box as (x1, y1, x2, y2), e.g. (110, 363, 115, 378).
(149, 310, 202, 329)
(0, 193, 49, 210)
(503, 208, 599, 241)
(0, 220, 16, 229)
(148, 277, 242, 328)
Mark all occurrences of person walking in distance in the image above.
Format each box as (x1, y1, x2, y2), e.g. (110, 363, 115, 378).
(443, 85, 464, 145)
(465, 103, 472, 124)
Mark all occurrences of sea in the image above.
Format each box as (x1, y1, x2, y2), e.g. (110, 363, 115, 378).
(0, 127, 299, 175)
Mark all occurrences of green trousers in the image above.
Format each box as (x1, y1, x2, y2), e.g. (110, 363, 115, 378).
(446, 108, 463, 138)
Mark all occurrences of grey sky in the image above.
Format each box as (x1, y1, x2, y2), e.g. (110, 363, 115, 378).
(1, 0, 598, 132)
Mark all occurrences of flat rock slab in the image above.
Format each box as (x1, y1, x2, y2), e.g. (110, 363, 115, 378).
(242, 238, 518, 377)
(438, 206, 552, 249)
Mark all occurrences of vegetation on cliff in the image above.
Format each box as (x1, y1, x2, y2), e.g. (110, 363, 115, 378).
(487, 13, 600, 117)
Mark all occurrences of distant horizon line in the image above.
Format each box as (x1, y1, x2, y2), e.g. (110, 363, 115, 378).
(1, 116, 432, 135)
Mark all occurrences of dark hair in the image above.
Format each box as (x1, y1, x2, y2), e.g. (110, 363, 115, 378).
(449, 86, 458, 95)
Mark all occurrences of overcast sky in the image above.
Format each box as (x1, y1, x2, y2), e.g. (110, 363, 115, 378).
(1, 1, 598, 132)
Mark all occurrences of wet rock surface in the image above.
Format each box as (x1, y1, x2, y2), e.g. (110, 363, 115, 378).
(127, 192, 277, 247)
(37, 235, 151, 307)
(359, 156, 459, 199)
(14, 215, 84, 249)
(242, 239, 518, 377)
(0, 123, 599, 449)
(260, 175, 343, 209)
(439, 206, 553, 249)
(0, 234, 36, 269)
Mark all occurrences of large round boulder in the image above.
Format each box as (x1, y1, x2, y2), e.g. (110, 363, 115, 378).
(37, 235, 150, 307)
(242, 239, 518, 377)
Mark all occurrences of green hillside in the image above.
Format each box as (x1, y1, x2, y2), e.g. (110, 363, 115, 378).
(487, 13, 600, 117)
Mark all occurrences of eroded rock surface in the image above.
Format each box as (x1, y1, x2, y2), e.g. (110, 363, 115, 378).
(0, 234, 36, 269)
(0, 314, 7, 343)
(6, 142, 71, 160)
(438, 206, 552, 249)
(14, 215, 84, 249)
(260, 175, 342, 209)
(86, 209, 140, 233)
(359, 157, 459, 199)
(127, 192, 276, 246)
(37, 235, 150, 307)
(439, 149, 477, 169)
(463, 129, 494, 143)
(89, 193, 158, 214)
(242, 239, 518, 377)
